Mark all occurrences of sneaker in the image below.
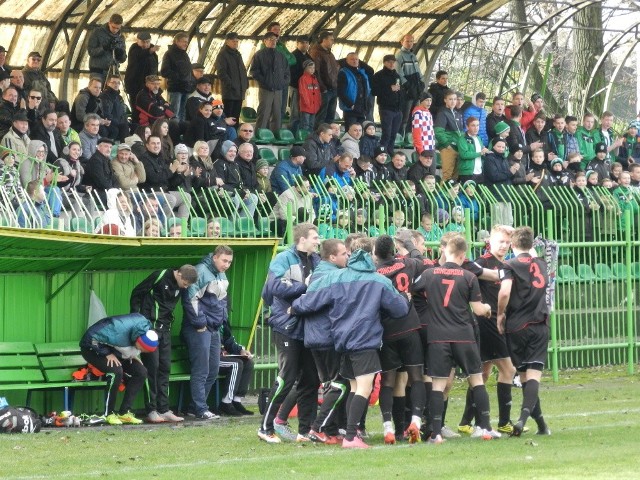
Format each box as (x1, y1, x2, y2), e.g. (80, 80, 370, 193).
(513, 375, 522, 388)
(427, 434, 444, 444)
(258, 429, 282, 444)
(146, 410, 167, 423)
(296, 433, 311, 443)
(510, 421, 524, 437)
(118, 411, 143, 425)
(105, 413, 122, 425)
(232, 401, 254, 415)
(195, 410, 220, 421)
(159, 410, 184, 422)
(384, 431, 396, 445)
(458, 424, 475, 435)
(342, 436, 370, 449)
(79, 414, 106, 426)
(483, 429, 502, 440)
(309, 430, 329, 443)
(356, 428, 369, 439)
(470, 426, 486, 438)
(441, 425, 461, 439)
(405, 422, 421, 444)
(325, 435, 341, 445)
(218, 402, 242, 417)
(274, 421, 298, 442)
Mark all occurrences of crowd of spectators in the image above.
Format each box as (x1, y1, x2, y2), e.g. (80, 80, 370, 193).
(0, 16, 638, 239)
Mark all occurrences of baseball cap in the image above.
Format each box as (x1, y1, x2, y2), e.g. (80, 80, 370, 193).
(117, 143, 131, 151)
(137, 32, 151, 41)
(0, 46, 7, 53)
(28, 51, 42, 59)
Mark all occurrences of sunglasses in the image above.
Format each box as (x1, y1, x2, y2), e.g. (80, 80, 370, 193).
(213, 105, 224, 109)
(30, 95, 42, 100)
(240, 129, 253, 132)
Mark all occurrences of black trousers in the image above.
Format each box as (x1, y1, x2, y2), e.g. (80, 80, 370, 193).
(142, 328, 172, 413)
(219, 356, 255, 401)
(81, 348, 147, 416)
(311, 348, 347, 435)
(223, 99, 243, 122)
(261, 332, 319, 434)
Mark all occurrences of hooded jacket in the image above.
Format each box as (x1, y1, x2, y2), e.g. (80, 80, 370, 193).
(19, 140, 49, 187)
(130, 269, 183, 330)
(292, 250, 409, 353)
(182, 254, 229, 331)
(80, 313, 150, 357)
(124, 43, 159, 96)
(98, 188, 136, 236)
(462, 94, 488, 146)
(309, 44, 339, 92)
(271, 158, 302, 195)
(87, 24, 126, 72)
(301, 260, 340, 350)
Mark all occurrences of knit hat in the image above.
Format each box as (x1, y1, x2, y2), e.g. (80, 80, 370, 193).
(585, 169, 598, 181)
(531, 93, 542, 103)
(510, 143, 523, 154)
(302, 59, 315, 69)
(463, 180, 476, 189)
(136, 330, 159, 353)
(437, 208, 450, 224)
(419, 92, 432, 102)
(174, 143, 189, 154)
(220, 140, 236, 156)
(374, 145, 387, 157)
(627, 121, 640, 131)
(494, 121, 510, 135)
(550, 158, 564, 168)
(290, 145, 306, 158)
(362, 121, 375, 132)
(211, 99, 224, 108)
(137, 32, 151, 41)
(256, 158, 269, 170)
(594, 142, 607, 154)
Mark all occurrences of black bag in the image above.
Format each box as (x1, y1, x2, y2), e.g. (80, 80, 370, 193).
(0, 407, 42, 433)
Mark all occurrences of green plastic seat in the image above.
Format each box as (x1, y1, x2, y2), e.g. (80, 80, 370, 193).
(235, 217, 256, 237)
(278, 148, 291, 162)
(404, 132, 414, 148)
(189, 217, 206, 237)
(394, 133, 404, 148)
(275, 129, 295, 145)
(255, 128, 276, 145)
(577, 264, 597, 282)
(217, 217, 235, 237)
(259, 148, 278, 166)
(557, 264, 579, 283)
(593, 263, 614, 281)
(69, 217, 90, 233)
(255, 217, 271, 237)
(611, 263, 627, 280)
(239, 107, 257, 123)
(295, 129, 310, 145)
(631, 262, 640, 280)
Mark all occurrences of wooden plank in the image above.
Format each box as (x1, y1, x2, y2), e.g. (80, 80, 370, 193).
(1, 356, 40, 368)
(0, 342, 36, 354)
(35, 342, 81, 355)
(0, 369, 45, 383)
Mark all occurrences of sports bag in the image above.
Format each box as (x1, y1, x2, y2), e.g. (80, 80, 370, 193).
(0, 407, 42, 433)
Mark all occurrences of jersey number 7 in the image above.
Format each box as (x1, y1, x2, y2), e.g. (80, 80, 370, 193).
(442, 279, 455, 307)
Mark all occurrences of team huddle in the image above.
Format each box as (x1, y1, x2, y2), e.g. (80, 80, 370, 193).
(258, 223, 551, 448)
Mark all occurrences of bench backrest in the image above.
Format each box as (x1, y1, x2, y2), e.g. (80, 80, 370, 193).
(0, 342, 45, 384)
(35, 342, 87, 383)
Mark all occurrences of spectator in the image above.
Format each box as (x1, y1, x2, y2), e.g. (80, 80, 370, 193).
(151, 118, 175, 165)
(99, 75, 129, 142)
(408, 149, 436, 193)
(161, 32, 194, 121)
(26, 88, 43, 129)
(427, 70, 449, 117)
(612, 172, 638, 231)
(371, 145, 392, 181)
(70, 77, 107, 133)
(87, 14, 126, 80)
(214, 32, 249, 121)
(594, 111, 623, 162)
(185, 100, 229, 154)
(372, 55, 403, 156)
(0, 86, 19, 137)
(30, 109, 64, 164)
(185, 76, 214, 122)
(337, 53, 370, 127)
(526, 148, 552, 190)
(54, 141, 89, 197)
(112, 143, 145, 191)
(236, 142, 259, 194)
(167, 145, 193, 199)
(508, 144, 527, 186)
(17, 180, 50, 228)
(389, 151, 408, 182)
(56, 111, 81, 147)
(134, 75, 174, 126)
(0, 70, 10, 95)
(143, 217, 162, 237)
(507, 105, 541, 167)
(525, 113, 550, 163)
(256, 158, 272, 195)
(434, 89, 463, 181)
(548, 158, 572, 187)
(332, 153, 355, 187)
(486, 96, 506, 141)
(22, 51, 59, 111)
(359, 121, 378, 159)
(273, 176, 315, 225)
(629, 163, 640, 188)
(82, 136, 116, 206)
(587, 142, 611, 185)
(210, 100, 237, 141)
(505, 91, 535, 131)
(271, 145, 304, 195)
(251, 32, 290, 131)
(189, 140, 219, 190)
(9, 70, 27, 108)
(19, 140, 51, 188)
(396, 34, 425, 137)
(265, 22, 296, 122)
(576, 113, 597, 170)
(213, 140, 258, 218)
(167, 223, 182, 238)
(457, 116, 489, 185)
(289, 36, 312, 132)
(1, 108, 30, 158)
(78, 113, 101, 159)
(0, 150, 24, 203)
(207, 218, 221, 238)
(181, 246, 234, 420)
(483, 138, 516, 189)
(232, 123, 259, 162)
(411, 92, 435, 154)
(546, 114, 567, 163)
(298, 60, 321, 133)
(310, 31, 340, 127)
(302, 123, 333, 178)
(564, 115, 581, 164)
(340, 122, 362, 160)
(125, 124, 150, 158)
(618, 121, 640, 168)
(463, 92, 488, 146)
(124, 32, 160, 113)
(0, 46, 8, 75)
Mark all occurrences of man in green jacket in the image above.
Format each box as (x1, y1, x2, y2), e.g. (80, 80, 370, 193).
(576, 113, 597, 170)
(457, 116, 489, 184)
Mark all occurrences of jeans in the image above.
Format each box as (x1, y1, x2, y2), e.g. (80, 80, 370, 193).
(315, 89, 337, 127)
(142, 328, 172, 413)
(379, 108, 403, 155)
(299, 112, 315, 133)
(168, 91, 189, 122)
(182, 326, 220, 415)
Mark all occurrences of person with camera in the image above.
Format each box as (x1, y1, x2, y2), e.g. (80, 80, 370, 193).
(87, 14, 127, 81)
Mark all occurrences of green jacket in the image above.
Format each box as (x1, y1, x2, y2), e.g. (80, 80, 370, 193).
(612, 185, 639, 231)
(456, 134, 483, 176)
(435, 127, 461, 149)
(576, 126, 596, 169)
(260, 41, 296, 66)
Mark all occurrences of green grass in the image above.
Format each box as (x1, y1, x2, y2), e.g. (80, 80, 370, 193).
(1, 366, 638, 479)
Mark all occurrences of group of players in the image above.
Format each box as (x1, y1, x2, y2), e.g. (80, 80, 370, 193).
(257, 222, 551, 448)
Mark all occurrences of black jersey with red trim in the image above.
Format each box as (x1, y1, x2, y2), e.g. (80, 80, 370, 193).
(377, 256, 423, 339)
(411, 257, 438, 319)
(462, 258, 483, 277)
(475, 253, 504, 319)
(416, 261, 482, 342)
(500, 253, 549, 333)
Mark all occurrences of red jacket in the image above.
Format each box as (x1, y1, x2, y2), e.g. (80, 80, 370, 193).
(298, 73, 321, 115)
(505, 104, 535, 131)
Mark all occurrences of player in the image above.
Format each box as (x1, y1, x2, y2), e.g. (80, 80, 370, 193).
(497, 226, 551, 436)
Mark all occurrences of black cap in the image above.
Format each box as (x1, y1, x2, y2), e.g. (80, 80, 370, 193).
(296, 35, 311, 43)
(196, 75, 212, 85)
(419, 92, 432, 102)
(137, 32, 151, 41)
(383, 54, 396, 63)
(0, 71, 10, 81)
(264, 32, 278, 40)
(13, 109, 28, 122)
(374, 145, 387, 157)
(290, 145, 306, 157)
(420, 149, 435, 157)
(191, 63, 205, 70)
(225, 32, 239, 40)
(595, 142, 607, 153)
(445, 179, 459, 188)
(0, 46, 6, 53)
(98, 137, 114, 145)
(510, 143, 523, 154)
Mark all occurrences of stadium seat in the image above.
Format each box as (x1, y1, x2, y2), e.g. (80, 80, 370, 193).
(189, 217, 206, 237)
(404, 132, 414, 148)
(411, 151, 419, 164)
(255, 128, 276, 145)
(259, 148, 278, 166)
(318, 223, 334, 239)
(611, 263, 627, 280)
(278, 148, 291, 162)
(394, 133, 404, 149)
(240, 107, 257, 124)
(235, 217, 256, 237)
(69, 217, 90, 233)
(631, 262, 640, 280)
(275, 129, 295, 145)
(557, 264, 579, 283)
(93, 217, 102, 232)
(295, 129, 310, 145)
(217, 217, 235, 237)
(594, 263, 614, 281)
(577, 264, 597, 282)
(255, 217, 271, 237)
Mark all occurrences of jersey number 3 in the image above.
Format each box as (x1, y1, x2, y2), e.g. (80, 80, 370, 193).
(530, 263, 546, 289)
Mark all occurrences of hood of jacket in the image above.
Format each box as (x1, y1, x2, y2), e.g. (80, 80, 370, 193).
(27, 139, 47, 158)
(346, 249, 375, 273)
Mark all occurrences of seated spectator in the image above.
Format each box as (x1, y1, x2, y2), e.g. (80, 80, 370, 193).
(56, 111, 81, 147)
(232, 123, 260, 162)
(99, 75, 129, 142)
(387, 209, 405, 236)
(167, 144, 193, 200)
(417, 211, 443, 243)
(302, 123, 334, 178)
(82, 136, 116, 206)
(131, 194, 165, 234)
(125, 124, 150, 158)
(184, 101, 226, 149)
(483, 138, 516, 190)
(71, 77, 108, 133)
(1, 108, 30, 158)
(185, 76, 215, 122)
(207, 218, 221, 238)
(54, 141, 90, 198)
(353, 154, 375, 186)
(143, 217, 162, 237)
(17, 180, 50, 228)
(0, 150, 24, 204)
(340, 122, 362, 160)
(273, 175, 315, 230)
(371, 145, 392, 181)
(408, 149, 436, 195)
(458, 180, 480, 222)
(19, 140, 52, 187)
(151, 117, 175, 164)
(210, 99, 237, 141)
(9, 70, 27, 109)
(549, 158, 572, 187)
(98, 189, 136, 236)
(23, 51, 61, 111)
(331, 153, 355, 187)
(389, 151, 408, 182)
(187, 140, 219, 199)
(26, 88, 43, 129)
(236, 142, 259, 194)
(217, 319, 255, 416)
(630, 164, 640, 189)
(134, 75, 174, 126)
(360, 121, 378, 159)
(167, 222, 182, 237)
(436, 179, 462, 210)
(587, 142, 611, 185)
(611, 171, 639, 232)
(0, 85, 19, 138)
(255, 158, 272, 194)
(214, 140, 258, 218)
(112, 143, 145, 191)
(78, 113, 101, 159)
(443, 205, 465, 234)
(29, 109, 64, 164)
(271, 145, 305, 195)
(508, 144, 527, 186)
(610, 161, 623, 186)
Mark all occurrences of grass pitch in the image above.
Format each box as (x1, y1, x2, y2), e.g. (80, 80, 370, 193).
(1, 366, 638, 479)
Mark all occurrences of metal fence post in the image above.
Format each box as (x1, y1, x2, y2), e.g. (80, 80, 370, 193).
(624, 210, 635, 374)
(546, 209, 559, 382)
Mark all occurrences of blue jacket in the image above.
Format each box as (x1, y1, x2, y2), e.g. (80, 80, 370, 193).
(262, 246, 321, 341)
(301, 261, 340, 350)
(292, 250, 409, 353)
(182, 254, 229, 331)
(271, 159, 302, 195)
(458, 193, 480, 222)
(80, 313, 151, 357)
(463, 103, 488, 146)
(338, 66, 371, 112)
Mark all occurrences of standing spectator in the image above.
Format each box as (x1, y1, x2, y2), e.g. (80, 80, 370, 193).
(289, 36, 312, 132)
(111, 143, 145, 191)
(130, 265, 197, 423)
(214, 32, 249, 121)
(185, 76, 214, 122)
(337, 53, 370, 127)
(251, 32, 290, 131)
(372, 55, 403, 155)
(87, 14, 126, 80)
(298, 60, 321, 133)
(427, 70, 449, 117)
(486, 96, 507, 142)
(78, 113, 101, 159)
(434, 89, 463, 181)
(463, 92, 488, 146)
(124, 32, 160, 113)
(412, 92, 435, 154)
(0, 46, 8, 74)
(161, 32, 195, 121)
(0, 86, 20, 138)
(181, 246, 234, 420)
(82, 136, 116, 205)
(302, 123, 333, 177)
(340, 122, 362, 160)
(271, 145, 305, 195)
(70, 77, 107, 133)
(396, 34, 425, 137)
(310, 31, 340, 127)
(457, 116, 490, 184)
(134, 75, 174, 126)
(1, 108, 30, 158)
(525, 113, 551, 164)
(100, 75, 129, 142)
(505, 92, 535, 131)
(22, 52, 60, 111)
(618, 121, 640, 167)
(9, 70, 27, 108)
(576, 113, 597, 170)
(508, 106, 542, 167)
(594, 111, 623, 163)
(56, 111, 81, 147)
(29, 109, 64, 164)
(546, 114, 567, 162)
(263, 22, 297, 122)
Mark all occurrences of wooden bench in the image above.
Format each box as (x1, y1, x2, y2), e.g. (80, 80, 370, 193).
(0, 342, 46, 402)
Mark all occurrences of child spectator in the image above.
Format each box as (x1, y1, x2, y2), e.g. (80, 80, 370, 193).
(255, 158, 272, 194)
(547, 114, 567, 162)
(417, 211, 443, 243)
(549, 158, 572, 187)
(412, 92, 435, 153)
(443, 205, 465, 233)
(611, 171, 639, 232)
(354, 154, 375, 186)
(566, 151, 582, 175)
(298, 60, 321, 133)
(354, 208, 368, 234)
(587, 142, 611, 185)
(99, 189, 136, 236)
(360, 121, 378, 159)
(618, 121, 640, 168)
(17, 180, 51, 228)
(508, 144, 527, 185)
(334, 212, 350, 240)
(387, 209, 405, 236)
(371, 146, 392, 181)
(459, 180, 480, 222)
(0, 150, 24, 205)
(609, 162, 623, 187)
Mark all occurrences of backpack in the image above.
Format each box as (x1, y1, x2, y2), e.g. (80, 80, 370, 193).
(0, 407, 42, 433)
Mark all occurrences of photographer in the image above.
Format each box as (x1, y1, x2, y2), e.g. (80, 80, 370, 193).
(87, 14, 127, 80)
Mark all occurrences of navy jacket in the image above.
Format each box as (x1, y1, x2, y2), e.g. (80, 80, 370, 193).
(300, 260, 341, 350)
(182, 254, 229, 331)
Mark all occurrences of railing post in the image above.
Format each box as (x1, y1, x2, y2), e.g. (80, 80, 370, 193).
(286, 202, 293, 245)
(546, 209, 559, 382)
(463, 208, 472, 257)
(624, 210, 635, 374)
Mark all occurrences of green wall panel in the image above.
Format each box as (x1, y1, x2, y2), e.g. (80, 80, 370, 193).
(0, 273, 46, 342)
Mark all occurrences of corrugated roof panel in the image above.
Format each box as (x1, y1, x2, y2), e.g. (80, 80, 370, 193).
(216, 6, 275, 35)
(290, 10, 327, 36)
(337, 13, 368, 39)
(163, 2, 217, 31)
(128, 0, 185, 29)
(1, 0, 39, 19)
(6, 25, 52, 68)
(28, 0, 70, 21)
